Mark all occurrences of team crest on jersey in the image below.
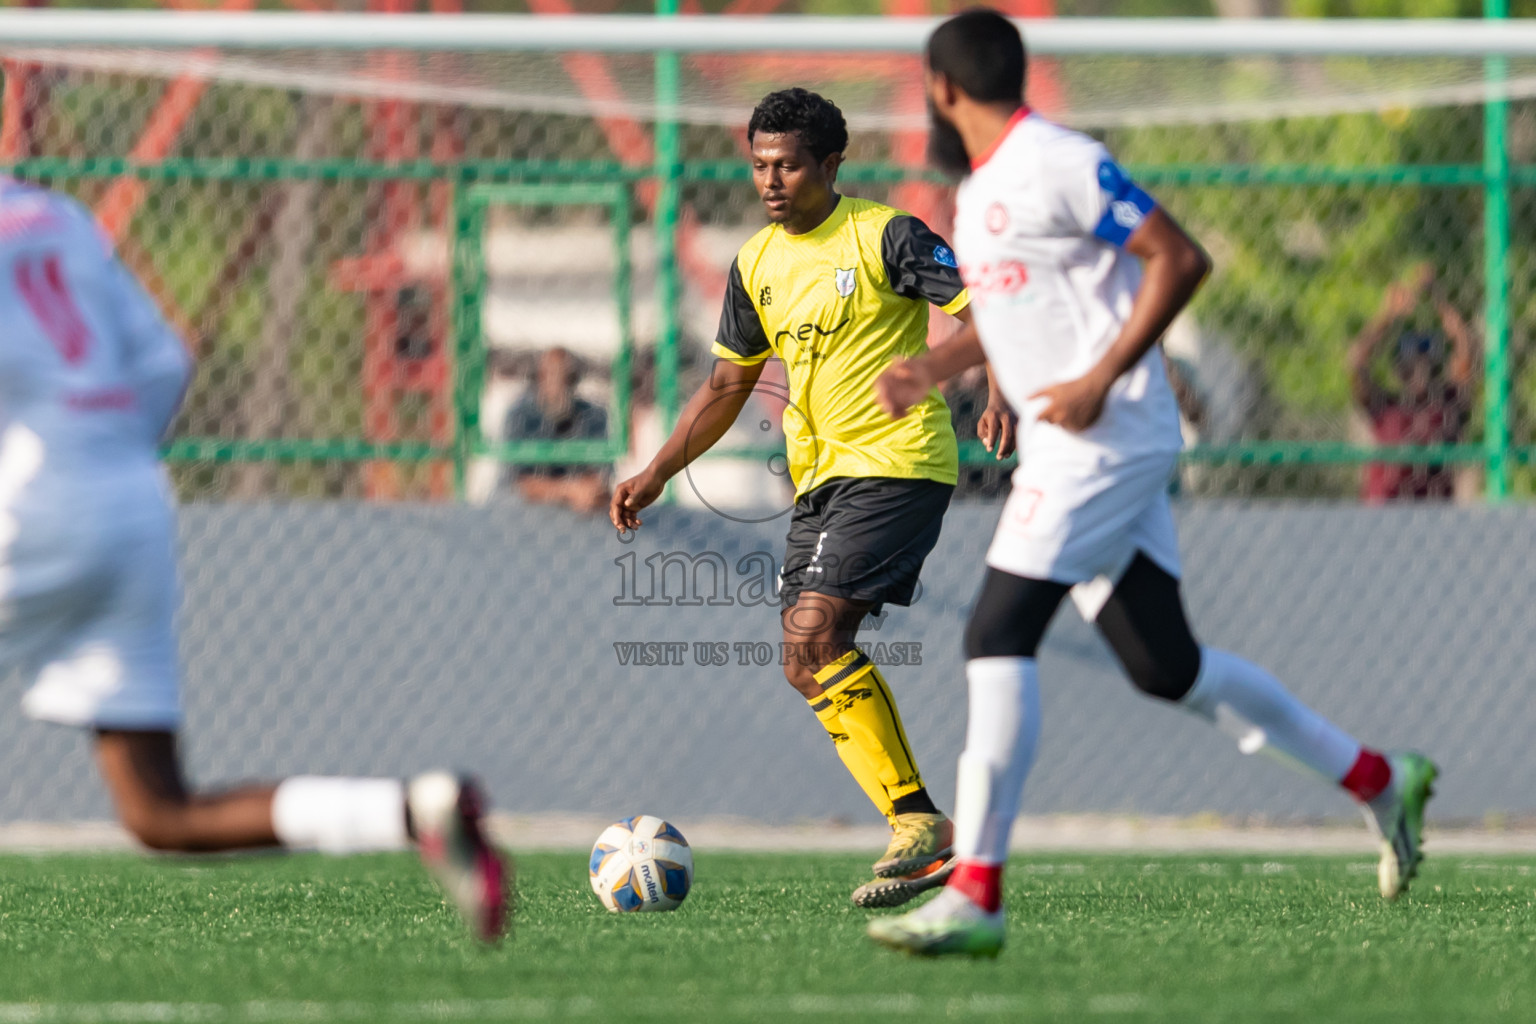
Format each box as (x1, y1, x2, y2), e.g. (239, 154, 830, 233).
(834, 267, 857, 298)
(932, 245, 958, 268)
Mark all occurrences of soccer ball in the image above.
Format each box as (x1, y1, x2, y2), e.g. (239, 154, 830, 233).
(588, 815, 693, 912)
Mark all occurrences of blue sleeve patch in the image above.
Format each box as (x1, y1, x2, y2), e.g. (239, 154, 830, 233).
(932, 244, 958, 269)
(1092, 159, 1157, 247)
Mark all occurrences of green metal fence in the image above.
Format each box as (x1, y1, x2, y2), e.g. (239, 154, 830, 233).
(5, 149, 1520, 500)
(1, 5, 1527, 501)
(452, 181, 635, 496)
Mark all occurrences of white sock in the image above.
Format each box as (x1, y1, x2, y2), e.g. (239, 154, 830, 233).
(1181, 647, 1360, 783)
(271, 777, 410, 853)
(953, 657, 1041, 865)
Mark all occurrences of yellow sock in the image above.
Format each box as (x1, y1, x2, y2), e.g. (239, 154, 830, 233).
(812, 650, 926, 808)
(809, 692, 895, 824)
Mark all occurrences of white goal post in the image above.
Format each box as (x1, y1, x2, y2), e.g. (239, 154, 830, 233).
(0, 12, 1527, 57)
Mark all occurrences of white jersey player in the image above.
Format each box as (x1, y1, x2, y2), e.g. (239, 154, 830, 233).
(867, 10, 1438, 957)
(0, 179, 507, 941)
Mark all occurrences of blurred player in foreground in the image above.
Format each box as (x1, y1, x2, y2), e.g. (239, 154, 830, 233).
(611, 88, 1016, 908)
(867, 10, 1437, 956)
(0, 179, 507, 942)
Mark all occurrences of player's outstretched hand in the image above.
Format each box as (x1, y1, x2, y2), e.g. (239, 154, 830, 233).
(1031, 373, 1110, 432)
(977, 403, 1017, 459)
(610, 471, 665, 532)
(874, 358, 935, 420)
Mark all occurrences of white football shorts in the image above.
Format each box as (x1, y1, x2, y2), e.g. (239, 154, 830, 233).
(3, 485, 182, 730)
(986, 451, 1182, 619)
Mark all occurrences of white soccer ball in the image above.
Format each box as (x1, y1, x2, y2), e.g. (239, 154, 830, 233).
(588, 815, 693, 912)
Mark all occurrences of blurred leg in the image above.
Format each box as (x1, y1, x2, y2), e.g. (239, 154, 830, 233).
(95, 730, 411, 853)
(946, 568, 1068, 912)
(94, 729, 279, 852)
(1096, 554, 1376, 790)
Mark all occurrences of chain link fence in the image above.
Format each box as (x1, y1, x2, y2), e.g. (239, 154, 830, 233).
(0, 501, 1521, 824)
(1, 14, 1533, 501)
(0, 8, 1528, 825)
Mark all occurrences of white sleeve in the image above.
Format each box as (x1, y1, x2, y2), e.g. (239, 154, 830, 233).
(1046, 137, 1158, 248)
(106, 253, 192, 442)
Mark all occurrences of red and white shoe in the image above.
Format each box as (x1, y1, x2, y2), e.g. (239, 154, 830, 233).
(408, 772, 512, 942)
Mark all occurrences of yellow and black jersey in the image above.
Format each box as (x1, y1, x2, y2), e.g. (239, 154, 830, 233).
(712, 196, 970, 497)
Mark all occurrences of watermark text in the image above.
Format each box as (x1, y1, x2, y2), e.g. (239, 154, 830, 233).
(612, 640, 922, 668)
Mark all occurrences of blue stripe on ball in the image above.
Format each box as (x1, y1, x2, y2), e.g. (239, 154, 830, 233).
(612, 874, 643, 912)
(655, 822, 689, 847)
(660, 863, 690, 898)
(589, 844, 618, 876)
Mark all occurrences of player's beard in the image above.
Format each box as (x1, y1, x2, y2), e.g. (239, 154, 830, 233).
(926, 100, 972, 180)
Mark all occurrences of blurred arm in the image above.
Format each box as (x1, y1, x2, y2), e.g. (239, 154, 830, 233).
(1350, 278, 1420, 411)
(1434, 287, 1478, 388)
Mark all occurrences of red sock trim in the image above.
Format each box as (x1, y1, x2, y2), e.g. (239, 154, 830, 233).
(1341, 749, 1392, 803)
(947, 860, 1003, 913)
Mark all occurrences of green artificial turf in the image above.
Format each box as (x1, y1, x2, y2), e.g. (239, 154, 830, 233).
(0, 850, 1530, 1022)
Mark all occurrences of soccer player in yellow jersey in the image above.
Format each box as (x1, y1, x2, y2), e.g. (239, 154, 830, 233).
(610, 88, 1015, 908)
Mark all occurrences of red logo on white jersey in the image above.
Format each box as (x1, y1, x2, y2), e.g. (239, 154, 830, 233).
(1009, 488, 1044, 530)
(960, 260, 1030, 294)
(985, 202, 1009, 234)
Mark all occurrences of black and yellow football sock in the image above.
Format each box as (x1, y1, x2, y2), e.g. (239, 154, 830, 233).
(867, 664, 941, 816)
(809, 691, 896, 825)
(811, 650, 938, 819)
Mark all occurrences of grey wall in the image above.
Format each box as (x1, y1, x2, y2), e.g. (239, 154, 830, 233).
(0, 501, 1524, 825)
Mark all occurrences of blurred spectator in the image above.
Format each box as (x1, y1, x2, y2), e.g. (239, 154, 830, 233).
(1164, 357, 1206, 435)
(1161, 316, 1265, 496)
(506, 347, 610, 515)
(1163, 315, 1261, 446)
(1349, 264, 1476, 503)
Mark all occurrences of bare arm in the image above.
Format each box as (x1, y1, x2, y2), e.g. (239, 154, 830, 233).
(1433, 287, 1477, 387)
(1030, 207, 1210, 431)
(1348, 311, 1396, 409)
(873, 323, 988, 420)
(977, 362, 1017, 458)
(1349, 289, 1415, 410)
(948, 305, 1017, 459)
(609, 358, 765, 531)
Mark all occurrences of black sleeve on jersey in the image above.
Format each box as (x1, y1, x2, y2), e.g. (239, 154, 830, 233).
(714, 259, 771, 362)
(881, 215, 966, 308)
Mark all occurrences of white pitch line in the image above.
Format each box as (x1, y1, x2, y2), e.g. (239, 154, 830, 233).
(4, 815, 1536, 855)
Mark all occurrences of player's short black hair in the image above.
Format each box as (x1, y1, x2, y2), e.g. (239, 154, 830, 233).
(747, 88, 849, 162)
(926, 8, 1026, 105)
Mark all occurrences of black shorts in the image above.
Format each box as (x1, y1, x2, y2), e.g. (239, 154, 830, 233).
(779, 476, 954, 615)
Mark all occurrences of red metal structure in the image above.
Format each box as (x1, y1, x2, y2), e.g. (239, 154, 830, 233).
(3, 0, 1057, 501)
(332, 0, 464, 500)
